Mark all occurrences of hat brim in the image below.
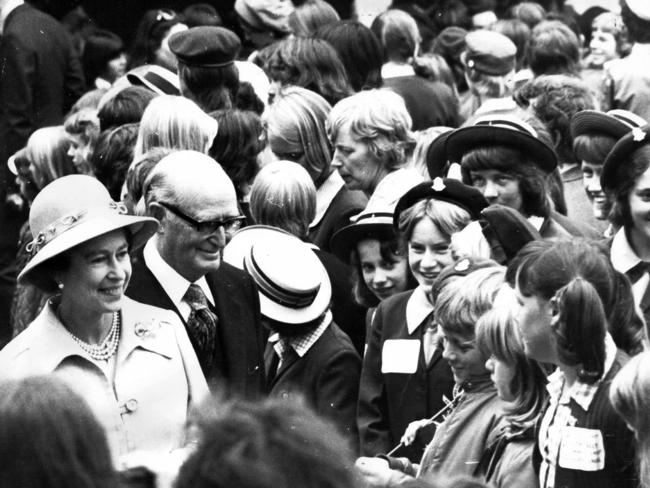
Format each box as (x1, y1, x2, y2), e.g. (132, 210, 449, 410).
(18, 213, 159, 286)
(601, 125, 650, 193)
(224, 225, 332, 325)
(330, 220, 397, 264)
(444, 125, 557, 173)
(426, 131, 453, 179)
(571, 110, 632, 140)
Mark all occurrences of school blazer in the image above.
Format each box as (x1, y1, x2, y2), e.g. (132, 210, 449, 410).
(357, 290, 455, 462)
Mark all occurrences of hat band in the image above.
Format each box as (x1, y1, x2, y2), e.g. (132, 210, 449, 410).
(475, 117, 538, 138)
(244, 250, 319, 309)
(26, 201, 128, 258)
(180, 59, 235, 69)
(355, 212, 394, 223)
(143, 71, 180, 95)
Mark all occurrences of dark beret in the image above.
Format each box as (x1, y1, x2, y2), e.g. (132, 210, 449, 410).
(461, 30, 516, 76)
(432, 27, 468, 60)
(169, 26, 241, 68)
(393, 178, 489, 228)
(479, 204, 541, 265)
(601, 124, 650, 194)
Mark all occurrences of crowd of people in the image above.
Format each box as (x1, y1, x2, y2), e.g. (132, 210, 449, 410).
(2, 0, 650, 487)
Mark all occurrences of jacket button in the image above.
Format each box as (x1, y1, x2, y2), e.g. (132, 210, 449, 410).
(125, 399, 138, 412)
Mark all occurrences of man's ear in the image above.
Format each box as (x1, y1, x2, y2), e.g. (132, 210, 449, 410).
(148, 202, 166, 233)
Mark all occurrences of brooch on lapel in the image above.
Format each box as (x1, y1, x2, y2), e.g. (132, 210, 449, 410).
(134, 319, 163, 338)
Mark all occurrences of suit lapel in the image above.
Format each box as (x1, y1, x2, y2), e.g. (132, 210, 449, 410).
(270, 350, 300, 388)
(207, 268, 247, 369)
(128, 249, 186, 324)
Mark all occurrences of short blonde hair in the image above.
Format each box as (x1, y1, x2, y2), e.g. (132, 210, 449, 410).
(398, 198, 472, 243)
(476, 285, 548, 430)
(64, 108, 100, 145)
(435, 266, 505, 338)
(327, 89, 415, 172)
(250, 160, 316, 239)
(610, 351, 650, 486)
(134, 95, 219, 158)
(25, 126, 76, 190)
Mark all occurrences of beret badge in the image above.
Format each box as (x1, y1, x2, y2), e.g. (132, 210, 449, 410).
(633, 127, 646, 142)
(432, 177, 446, 192)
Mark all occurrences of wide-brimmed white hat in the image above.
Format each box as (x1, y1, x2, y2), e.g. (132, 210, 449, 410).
(19, 175, 159, 288)
(223, 225, 331, 325)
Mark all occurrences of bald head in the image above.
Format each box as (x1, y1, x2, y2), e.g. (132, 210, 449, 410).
(145, 150, 237, 210)
(145, 150, 241, 281)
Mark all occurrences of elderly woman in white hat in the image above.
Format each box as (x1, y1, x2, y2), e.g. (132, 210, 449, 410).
(0, 175, 208, 468)
(224, 226, 360, 446)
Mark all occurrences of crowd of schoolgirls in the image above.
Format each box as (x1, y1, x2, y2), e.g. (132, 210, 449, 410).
(3, 0, 650, 487)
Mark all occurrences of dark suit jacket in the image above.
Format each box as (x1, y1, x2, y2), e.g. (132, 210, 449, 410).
(0, 4, 84, 195)
(268, 322, 361, 447)
(313, 249, 367, 355)
(357, 290, 455, 462)
(127, 250, 266, 399)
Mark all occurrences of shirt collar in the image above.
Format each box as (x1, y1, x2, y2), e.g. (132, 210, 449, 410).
(364, 168, 424, 213)
(546, 333, 618, 412)
(405, 286, 434, 334)
(0, 0, 23, 33)
(143, 237, 214, 308)
(630, 43, 650, 57)
(23, 297, 175, 373)
(273, 310, 332, 358)
(381, 62, 415, 79)
(611, 227, 641, 274)
(310, 171, 344, 228)
(528, 215, 544, 231)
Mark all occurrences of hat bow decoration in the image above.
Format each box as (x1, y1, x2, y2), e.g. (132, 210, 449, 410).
(25, 201, 128, 258)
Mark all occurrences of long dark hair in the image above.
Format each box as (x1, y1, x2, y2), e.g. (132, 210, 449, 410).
(513, 239, 614, 383)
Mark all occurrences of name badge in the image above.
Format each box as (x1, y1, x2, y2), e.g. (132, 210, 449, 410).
(558, 426, 605, 471)
(381, 339, 420, 374)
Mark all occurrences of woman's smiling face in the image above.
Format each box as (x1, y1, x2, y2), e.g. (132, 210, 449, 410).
(407, 218, 455, 294)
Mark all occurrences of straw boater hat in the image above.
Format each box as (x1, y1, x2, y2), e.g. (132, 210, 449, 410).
(223, 226, 332, 325)
(19, 175, 158, 289)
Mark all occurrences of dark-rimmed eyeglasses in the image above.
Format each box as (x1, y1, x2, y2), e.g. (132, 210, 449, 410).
(159, 202, 244, 234)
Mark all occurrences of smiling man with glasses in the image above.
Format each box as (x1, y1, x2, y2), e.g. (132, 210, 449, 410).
(127, 150, 266, 398)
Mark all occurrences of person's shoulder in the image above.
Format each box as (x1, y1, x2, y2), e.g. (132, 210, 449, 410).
(5, 4, 62, 34)
(326, 322, 360, 355)
(121, 296, 180, 324)
(214, 261, 249, 281)
(330, 185, 367, 213)
(0, 309, 52, 376)
(376, 289, 414, 313)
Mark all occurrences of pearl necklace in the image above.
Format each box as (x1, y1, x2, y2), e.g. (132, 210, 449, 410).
(62, 310, 121, 361)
